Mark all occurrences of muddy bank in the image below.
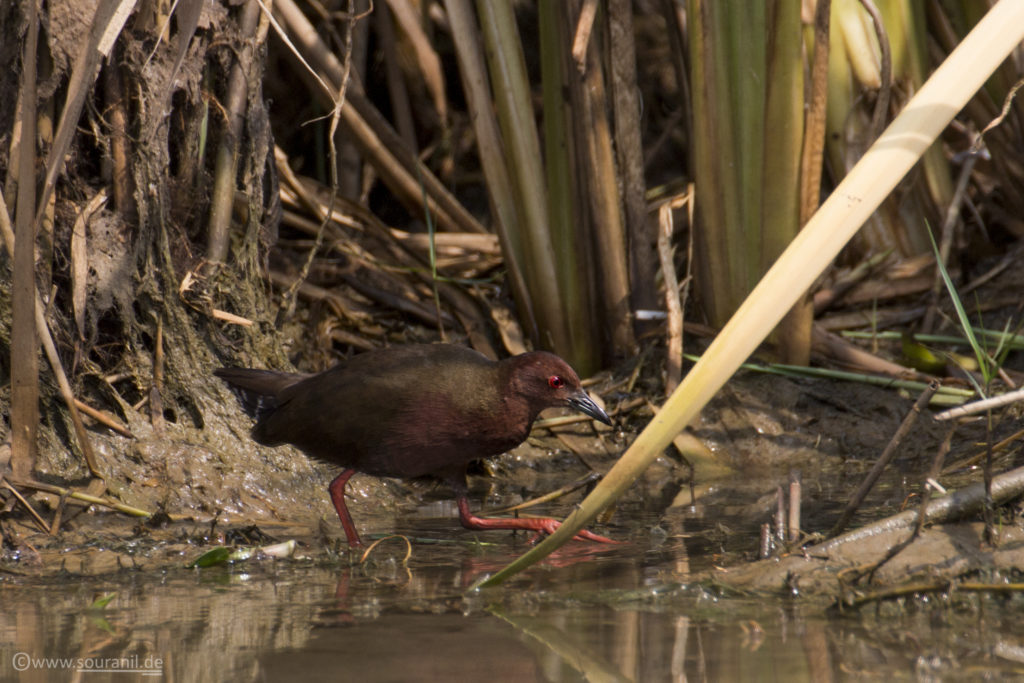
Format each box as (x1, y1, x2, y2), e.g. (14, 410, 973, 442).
(6, 367, 1020, 591)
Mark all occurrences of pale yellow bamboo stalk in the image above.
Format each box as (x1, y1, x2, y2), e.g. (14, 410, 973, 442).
(478, 0, 1024, 587)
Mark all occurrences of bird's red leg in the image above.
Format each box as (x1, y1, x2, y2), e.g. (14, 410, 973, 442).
(454, 491, 617, 544)
(328, 469, 363, 547)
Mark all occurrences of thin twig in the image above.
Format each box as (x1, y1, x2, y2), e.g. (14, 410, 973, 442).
(8, 479, 150, 518)
(483, 473, 602, 515)
(983, 404, 996, 546)
(942, 425, 1024, 474)
(658, 202, 682, 395)
(974, 76, 1024, 144)
(1, 480, 50, 532)
(360, 534, 412, 565)
(857, 0, 892, 144)
(922, 151, 978, 333)
(860, 425, 955, 584)
(813, 250, 891, 314)
(273, 0, 486, 235)
(37, 299, 105, 480)
(74, 399, 133, 438)
(570, 0, 599, 74)
(49, 488, 71, 536)
(276, 0, 358, 324)
(150, 314, 165, 431)
(933, 385, 1024, 421)
(830, 380, 940, 537)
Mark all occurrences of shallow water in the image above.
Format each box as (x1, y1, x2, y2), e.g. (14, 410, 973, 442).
(16, 366, 1020, 680)
(3, 505, 1022, 683)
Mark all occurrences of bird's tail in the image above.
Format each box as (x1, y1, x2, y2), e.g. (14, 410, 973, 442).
(214, 368, 305, 422)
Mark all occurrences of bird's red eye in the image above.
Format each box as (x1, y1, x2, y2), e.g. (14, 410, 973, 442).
(548, 375, 564, 389)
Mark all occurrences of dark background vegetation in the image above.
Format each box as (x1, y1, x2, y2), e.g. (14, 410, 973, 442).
(0, 0, 1022, 527)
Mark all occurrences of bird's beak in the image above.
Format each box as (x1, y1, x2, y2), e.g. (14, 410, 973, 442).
(567, 390, 612, 425)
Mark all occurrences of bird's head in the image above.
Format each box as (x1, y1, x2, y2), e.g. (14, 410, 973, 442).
(505, 351, 611, 425)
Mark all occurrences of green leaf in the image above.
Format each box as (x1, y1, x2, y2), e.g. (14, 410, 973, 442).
(925, 226, 990, 387)
(188, 546, 232, 568)
(901, 333, 947, 374)
(88, 592, 116, 610)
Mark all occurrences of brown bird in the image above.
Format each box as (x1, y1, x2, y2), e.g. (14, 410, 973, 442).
(215, 344, 614, 546)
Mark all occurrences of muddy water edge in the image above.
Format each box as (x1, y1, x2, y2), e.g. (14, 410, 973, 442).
(3, 372, 1024, 681)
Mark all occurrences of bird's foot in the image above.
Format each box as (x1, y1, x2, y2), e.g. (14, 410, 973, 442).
(525, 518, 619, 544)
(460, 512, 618, 544)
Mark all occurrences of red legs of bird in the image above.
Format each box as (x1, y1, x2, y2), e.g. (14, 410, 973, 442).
(329, 469, 618, 547)
(449, 476, 618, 544)
(328, 469, 363, 547)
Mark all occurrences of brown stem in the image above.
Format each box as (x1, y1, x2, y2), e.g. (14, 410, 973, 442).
(11, 0, 40, 481)
(658, 203, 683, 395)
(207, 0, 263, 264)
(829, 380, 940, 538)
(856, 0, 892, 144)
(1, 188, 104, 481)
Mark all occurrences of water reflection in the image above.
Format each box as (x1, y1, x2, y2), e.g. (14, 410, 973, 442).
(0, 517, 1018, 682)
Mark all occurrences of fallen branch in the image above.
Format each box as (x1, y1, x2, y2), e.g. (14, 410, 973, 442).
(814, 463, 1024, 556)
(934, 385, 1024, 421)
(7, 479, 151, 518)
